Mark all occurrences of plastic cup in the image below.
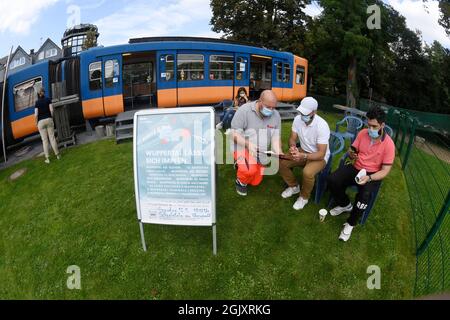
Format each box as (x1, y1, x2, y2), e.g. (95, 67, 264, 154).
(319, 209, 328, 222)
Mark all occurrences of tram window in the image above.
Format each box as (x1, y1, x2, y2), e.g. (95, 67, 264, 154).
(276, 62, 283, 82)
(105, 59, 120, 88)
(236, 57, 246, 80)
(123, 62, 153, 84)
(296, 66, 305, 85)
(13, 77, 42, 112)
(89, 61, 102, 91)
(177, 54, 204, 81)
(209, 55, 233, 80)
(265, 62, 272, 79)
(250, 63, 263, 81)
(162, 55, 174, 81)
(284, 63, 291, 83)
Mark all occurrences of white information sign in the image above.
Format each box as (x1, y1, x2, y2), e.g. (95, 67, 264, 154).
(133, 107, 217, 253)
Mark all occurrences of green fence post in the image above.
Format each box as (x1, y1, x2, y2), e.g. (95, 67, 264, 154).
(398, 113, 407, 154)
(386, 108, 394, 127)
(417, 191, 450, 256)
(394, 112, 401, 146)
(402, 117, 417, 169)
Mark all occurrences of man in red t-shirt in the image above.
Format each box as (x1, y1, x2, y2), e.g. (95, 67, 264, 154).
(327, 106, 395, 242)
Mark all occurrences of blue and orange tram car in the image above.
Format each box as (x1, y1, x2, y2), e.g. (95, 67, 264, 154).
(0, 37, 308, 146)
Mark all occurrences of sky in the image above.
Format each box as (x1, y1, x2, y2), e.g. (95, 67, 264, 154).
(0, 0, 448, 58)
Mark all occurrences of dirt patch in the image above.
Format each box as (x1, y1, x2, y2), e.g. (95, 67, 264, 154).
(9, 168, 27, 181)
(415, 139, 450, 165)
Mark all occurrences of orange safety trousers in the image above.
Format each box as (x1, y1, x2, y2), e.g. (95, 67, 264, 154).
(234, 150, 264, 186)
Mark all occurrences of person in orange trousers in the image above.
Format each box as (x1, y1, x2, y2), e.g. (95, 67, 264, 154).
(230, 90, 283, 196)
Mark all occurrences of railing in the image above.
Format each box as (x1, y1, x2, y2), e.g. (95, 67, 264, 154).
(387, 109, 449, 297)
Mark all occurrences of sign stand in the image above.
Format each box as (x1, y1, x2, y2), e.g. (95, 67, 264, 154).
(133, 107, 217, 255)
(139, 222, 217, 255)
(139, 221, 147, 252)
(212, 224, 217, 256)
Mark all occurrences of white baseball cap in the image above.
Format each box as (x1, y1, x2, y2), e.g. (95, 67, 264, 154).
(297, 97, 318, 115)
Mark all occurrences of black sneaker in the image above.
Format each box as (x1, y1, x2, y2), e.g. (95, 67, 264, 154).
(235, 179, 248, 196)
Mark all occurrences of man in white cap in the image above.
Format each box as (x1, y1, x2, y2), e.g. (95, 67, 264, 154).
(279, 97, 330, 210)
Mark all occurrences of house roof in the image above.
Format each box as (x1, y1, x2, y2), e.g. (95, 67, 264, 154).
(36, 38, 61, 55)
(11, 46, 30, 59)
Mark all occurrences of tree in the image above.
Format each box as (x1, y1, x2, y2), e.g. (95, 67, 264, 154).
(82, 30, 98, 51)
(210, 0, 312, 54)
(423, 0, 450, 36)
(438, 1, 450, 36)
(424, 41, 450, 113)
(307, 0, 372, 107)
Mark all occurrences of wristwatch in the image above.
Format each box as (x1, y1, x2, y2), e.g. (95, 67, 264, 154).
(368, 175, 372, 182)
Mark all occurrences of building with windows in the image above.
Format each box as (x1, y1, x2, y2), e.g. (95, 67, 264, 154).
(0, 56, 7, 81)
(62, 24, 99, 57)
(34, 38, 63, 63)
(0, 38, 62, 78)
(7, 46, 33, 75)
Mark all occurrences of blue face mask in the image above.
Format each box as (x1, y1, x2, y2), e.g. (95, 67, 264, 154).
(368, 128, 381, 139)
(261, 106, 273, 117)
(301, 115, 312, 123)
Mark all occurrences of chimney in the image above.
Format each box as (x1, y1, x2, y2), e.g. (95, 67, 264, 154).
(30, 49, 35, 55)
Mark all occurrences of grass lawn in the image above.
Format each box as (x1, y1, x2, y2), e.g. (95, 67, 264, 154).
(0, 111, 416, 299)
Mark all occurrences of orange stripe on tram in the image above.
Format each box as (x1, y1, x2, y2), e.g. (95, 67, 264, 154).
(157, 89, 177, 108)
(177, 86, 234, 106)
(271, 87, 283, 101)
(11, 115, 38, 140)
(82, 97, 104, 119)
(104, 94, 124, 116)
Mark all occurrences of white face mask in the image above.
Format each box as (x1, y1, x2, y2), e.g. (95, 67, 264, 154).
(239, 93, 245, 98)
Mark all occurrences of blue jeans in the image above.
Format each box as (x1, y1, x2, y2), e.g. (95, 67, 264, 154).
(221, 108, 236, 130)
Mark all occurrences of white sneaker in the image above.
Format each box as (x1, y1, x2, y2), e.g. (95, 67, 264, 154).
(281, 185, 300, 199)
(216, 122, 223, 130)
(44, 158, 50, 164)
(224, 128, 231, 135)
(56, 154, 61, 160)
(293, 197, 308, 210)
(339, 223, 354, 242)
(330, 203, 353, 216)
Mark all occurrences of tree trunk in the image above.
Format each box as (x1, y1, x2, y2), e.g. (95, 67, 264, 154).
(347, 56, 358, 108)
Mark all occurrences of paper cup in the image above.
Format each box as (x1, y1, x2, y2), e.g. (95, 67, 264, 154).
(355, 169, 367, 184)
(319, 209, 328, 222)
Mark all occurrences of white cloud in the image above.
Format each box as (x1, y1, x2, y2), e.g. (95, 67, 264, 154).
(0, 0, 60, 35)
(94, 0, 221, 46)
(387, 0, 449, 48)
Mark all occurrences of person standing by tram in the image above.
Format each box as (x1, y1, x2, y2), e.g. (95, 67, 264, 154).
(34, 88, 61, 164)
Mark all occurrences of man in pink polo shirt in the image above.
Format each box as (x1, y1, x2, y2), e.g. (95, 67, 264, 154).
(327, 106, 395, 242)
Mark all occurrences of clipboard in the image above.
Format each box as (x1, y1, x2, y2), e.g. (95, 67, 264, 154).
(260, 150, 294, 161)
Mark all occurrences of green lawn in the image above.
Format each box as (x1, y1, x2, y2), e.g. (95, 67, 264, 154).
(0, 112, 416, 299)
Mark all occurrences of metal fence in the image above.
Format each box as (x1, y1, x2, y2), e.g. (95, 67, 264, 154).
(386, 109, 450, 297)
(313, 93, 449, 296)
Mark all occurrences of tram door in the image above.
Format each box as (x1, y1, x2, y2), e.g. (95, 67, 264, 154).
(272, 58, 285, 101)
(249, 55, 272, 100)
(123, 52, 157, 111)
(157, 51, 177, 108)
(234, 54, 250, 100)
(102, 54, 124, 116)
